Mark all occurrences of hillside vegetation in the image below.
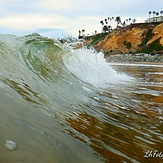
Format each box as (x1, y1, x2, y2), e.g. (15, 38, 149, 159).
(85, 22, 163, 57)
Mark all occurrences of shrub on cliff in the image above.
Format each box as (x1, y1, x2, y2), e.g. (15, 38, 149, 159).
(87, 33, 108, 46)
(139, 37, 163, 53)
(123, 40, 132, 49)
(139, 28, 155, 48)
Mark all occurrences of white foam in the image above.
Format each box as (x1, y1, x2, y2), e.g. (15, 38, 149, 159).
(63, 48, 133, 88)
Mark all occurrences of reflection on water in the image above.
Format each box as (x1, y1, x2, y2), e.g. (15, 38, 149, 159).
(0, 63, 163, 163)
(66, 63, 163, 163)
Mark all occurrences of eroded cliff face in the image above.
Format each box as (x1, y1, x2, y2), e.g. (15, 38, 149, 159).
(90, 22, 163, 55)
(147, 23, 163, 45)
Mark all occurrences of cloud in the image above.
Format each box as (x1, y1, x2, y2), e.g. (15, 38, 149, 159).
(0, 14, 69, 29)
(0, 0, 162, 38)
(0, 11, 146, 38)
(0, 11, 103, 37)
(67, 15, 103, 35)
(39, 0, 78, 10)
(36, 28, 67, 38)
(0, 0, 25, 3)
(38, 0, 140, 16)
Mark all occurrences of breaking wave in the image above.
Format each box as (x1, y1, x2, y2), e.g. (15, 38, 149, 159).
(1, 33, 162, 163)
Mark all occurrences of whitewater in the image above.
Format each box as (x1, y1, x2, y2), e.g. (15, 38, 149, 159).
(0, 33, 163, 163)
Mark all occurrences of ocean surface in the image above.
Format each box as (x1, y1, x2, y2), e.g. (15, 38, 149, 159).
(0, 33, 163, 163)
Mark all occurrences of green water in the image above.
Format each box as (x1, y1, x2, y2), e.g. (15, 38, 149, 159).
(0, 34, 163, 163)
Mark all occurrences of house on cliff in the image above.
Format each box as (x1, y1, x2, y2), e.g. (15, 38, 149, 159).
(146, 16, 163, 23)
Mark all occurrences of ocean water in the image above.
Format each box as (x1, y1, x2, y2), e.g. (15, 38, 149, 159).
(0, 33, 163, 163)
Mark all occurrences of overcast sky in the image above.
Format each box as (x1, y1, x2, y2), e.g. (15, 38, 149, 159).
(0, 0, 162, 38)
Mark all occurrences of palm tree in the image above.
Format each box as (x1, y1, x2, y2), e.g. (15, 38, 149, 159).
(78, 30, 82, 39)
(107, 17, 110, 23)
(126, 19, 128, 25)
(79, 30, 81, 36)
(132, 18, 136, 24)
(111, 17, 114, 28)
(100, 20, 104, 25)
(105, 18, 108, 24)
(115, 16, 121, 27)
(153, 11, 156, 22)
(122, 21, 126, 26)
(82, 29, 85, 38)
(156, 12, 159, 22)
(103, 25, 109, 33)
(149, 11, 151, 22)
(108, 25, 112, 32)
(95, 30, 97, 35)
(108, 17, 111, 26)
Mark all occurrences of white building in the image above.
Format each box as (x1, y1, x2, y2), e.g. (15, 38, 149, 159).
(146, 16, 163, 23)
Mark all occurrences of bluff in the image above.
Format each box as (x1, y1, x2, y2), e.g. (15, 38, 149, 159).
(85, 22, 163, 57)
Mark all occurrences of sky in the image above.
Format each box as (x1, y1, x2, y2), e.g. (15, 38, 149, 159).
(0, 0, 163, 38)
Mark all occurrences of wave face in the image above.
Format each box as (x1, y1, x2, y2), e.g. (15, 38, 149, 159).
(0, 33, 163, 163)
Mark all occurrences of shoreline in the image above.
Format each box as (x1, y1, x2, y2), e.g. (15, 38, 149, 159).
(134, 62, 163, 64)
(108, 62, 163, 67)
(105, 53, 163, 63)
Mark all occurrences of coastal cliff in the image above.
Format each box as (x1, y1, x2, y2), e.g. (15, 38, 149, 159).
(85, 22, 163, 57)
